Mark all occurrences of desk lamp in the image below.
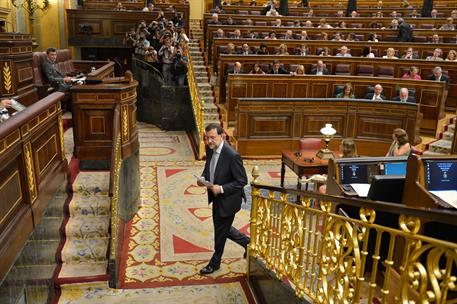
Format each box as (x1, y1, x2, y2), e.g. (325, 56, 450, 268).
(316, 123, 336, 159)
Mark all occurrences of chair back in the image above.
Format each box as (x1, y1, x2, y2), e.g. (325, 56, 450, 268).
(299, 138, 322, 150)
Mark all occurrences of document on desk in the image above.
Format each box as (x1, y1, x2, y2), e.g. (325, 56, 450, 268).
(350, 183, 371, 197)
(430, 190, 457, 209)
(194, 175, 213, 188)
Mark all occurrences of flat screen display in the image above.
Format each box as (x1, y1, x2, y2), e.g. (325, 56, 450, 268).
(424, 160, 457, 191)
(384, 162, 407, 176)
(340, 163, 370, 184)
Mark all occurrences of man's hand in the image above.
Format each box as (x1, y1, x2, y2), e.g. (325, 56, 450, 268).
(210, 185, 222, 195)
(64, 76, 72, 83)
(196, 177, 205, 187)
(1, 99, 12, 108)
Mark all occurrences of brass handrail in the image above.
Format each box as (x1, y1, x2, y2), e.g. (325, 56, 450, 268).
(187, 52, 206, 159)
(249, 174, 457, 303)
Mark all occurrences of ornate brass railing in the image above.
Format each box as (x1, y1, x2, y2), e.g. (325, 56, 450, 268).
(249, 174, 457, 303)
(108, 105, 122, 285)
(187, 53, 206, 159)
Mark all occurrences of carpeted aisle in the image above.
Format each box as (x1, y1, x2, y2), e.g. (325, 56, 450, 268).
(57, 123, 296, 303)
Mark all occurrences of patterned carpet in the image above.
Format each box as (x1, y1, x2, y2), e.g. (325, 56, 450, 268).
(56, 123, 296, 303)
(59, 281, 253, 304)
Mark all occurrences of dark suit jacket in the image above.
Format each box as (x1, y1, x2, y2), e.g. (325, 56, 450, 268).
(268, 66, 289, 74)
(310, 67, 329, 75)
(364, 93, 387, 100)
(397, 22, 413, 42)
(393, 96, 416, 103)
(428, 74, 450, 88)
(42, 58, 71, 92)
(202, 142, 247, 217)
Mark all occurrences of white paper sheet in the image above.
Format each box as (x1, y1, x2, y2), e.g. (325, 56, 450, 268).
(350, 183, 371, 198)
(430, 190, 457, 208)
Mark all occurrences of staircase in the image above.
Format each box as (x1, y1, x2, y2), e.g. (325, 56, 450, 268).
(425, 117, 456, 155)
(188, 20, 220, 125)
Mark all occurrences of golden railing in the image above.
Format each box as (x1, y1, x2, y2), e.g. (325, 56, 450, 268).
(187, 53, 206, 159)
(249, 172, 457, 303)
(108, 105, 122, 284)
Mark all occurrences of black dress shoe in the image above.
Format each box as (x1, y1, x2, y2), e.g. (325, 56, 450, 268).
(200, 264, 220, 275)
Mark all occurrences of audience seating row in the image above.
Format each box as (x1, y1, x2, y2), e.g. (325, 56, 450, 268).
(218, 55, 457, 110)
(223, 74, 446, 135)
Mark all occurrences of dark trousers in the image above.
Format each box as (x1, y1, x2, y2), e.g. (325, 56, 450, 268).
(209, 214, 250, 267)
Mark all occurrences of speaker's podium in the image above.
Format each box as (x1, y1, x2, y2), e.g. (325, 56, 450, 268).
(71, 71, 138, 169)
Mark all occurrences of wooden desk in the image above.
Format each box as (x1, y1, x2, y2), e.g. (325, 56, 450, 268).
(281, 149, 330, 189)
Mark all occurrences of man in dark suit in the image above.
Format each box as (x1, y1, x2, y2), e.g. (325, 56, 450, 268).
(42, 47, 72, 93)
(198, 123, 250, 275)
(364, 84, 387, 101)
(397, 18, 413, 42)
(393, 88, 416, 103)
(428, 66, 450, 89)
(310, 60, 329, 75)
(268, 60, 289, 74)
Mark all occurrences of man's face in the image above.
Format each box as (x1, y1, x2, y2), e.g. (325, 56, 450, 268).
(400, 90, 408, 99)
(47, 51, 57, 63)
(433, 70, 441, 78)
(206, 128, 223, 150)
(273, 63, 280, 70)
(375, 85, 383, 95)
(317, 61, 323, 69)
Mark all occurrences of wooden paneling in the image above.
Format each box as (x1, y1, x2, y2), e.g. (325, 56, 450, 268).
(71, 78, 138, 165)
(234, 98, 419, 157)
(225, 75, 446, 135)
(0, 92, 66, 281)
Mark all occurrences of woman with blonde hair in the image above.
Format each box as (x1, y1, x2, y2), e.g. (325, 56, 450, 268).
(386, 128, 411, 156)
(446, 50, 457, 61)
(277, 43, 289, 55)
(292, 64, 305, 75)
(382, 48, 398, 59)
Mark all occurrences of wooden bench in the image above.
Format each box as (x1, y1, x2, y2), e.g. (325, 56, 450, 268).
(224, 74, 446, 135)
(232, 97, 418, 157)
(205, 25, 457, 59)
(218, 54, 457, 111)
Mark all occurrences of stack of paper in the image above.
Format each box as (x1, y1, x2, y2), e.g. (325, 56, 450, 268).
(350, 183, 371, 197)
(430, 190, 457, 209)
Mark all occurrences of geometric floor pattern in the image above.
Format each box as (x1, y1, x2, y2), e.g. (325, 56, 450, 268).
(58, 123, 296, 302)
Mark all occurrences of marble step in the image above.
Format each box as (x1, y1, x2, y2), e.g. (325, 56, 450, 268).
(25, 284, 51, 304)
(443, 131, 454, 141)
(195, 71, 208, 78)
(43, 192, 67, 217)
(65, 216, 110, 239)
(61, 237, 109, 263)
(32, 216, 64, 240)
(428, 139, 452, 154)
(16, 240, 59, 266)
(447, 123, 455, 133)
(196, 76, 209, 83)
(7, 264, 56, 281)
(57, 261, 108, 280)
(204, 114, 219, 121)
(193, 66, 207, 73)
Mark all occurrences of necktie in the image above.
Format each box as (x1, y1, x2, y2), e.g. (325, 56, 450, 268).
(209, 151, 218, 183)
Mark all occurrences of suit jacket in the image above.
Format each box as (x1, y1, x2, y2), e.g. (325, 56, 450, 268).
(310, 67, 329, 75)
(365, 93, 387, 100)
(268, 66, 289, 74)
(42, 58, 71, 92)
(428, 74, 450, 88)
(393, 96, 416, 103)
(397, 22, 413, 42)
(202, 142, 247, 217)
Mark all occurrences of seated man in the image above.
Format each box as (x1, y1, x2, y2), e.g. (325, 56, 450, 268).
(238, 43, 252, 55)
(426, 48, 444, 61)
(310, 60, 329, 75)
(428, 66, 450, 88)
(42, 47, 72, 93)
(336, 45, 352, 57)
(401, 47, 419, 59)
(393, 88, 416, 103)
(365, 84, 386, 101)
(268, 60, 288, 74)
(227, 61, 243, 75)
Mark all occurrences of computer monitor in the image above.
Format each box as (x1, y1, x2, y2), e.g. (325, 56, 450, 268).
(382, 162, 407, 175)
(424, 160, 457, 191)
(339, 163, 378, 184)
(367, 175, 405, 204)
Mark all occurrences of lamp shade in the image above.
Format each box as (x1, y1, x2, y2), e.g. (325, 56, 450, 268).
(320, 124, 336, 136)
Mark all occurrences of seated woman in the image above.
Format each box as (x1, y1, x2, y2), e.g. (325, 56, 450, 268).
(401, 66, 422, 80)
(446, 50, 457, 62)
(249, 63, 266, 74)
(386, 128, 411, 157)
(291, 64, 305, 75)
(276, 43, 289, 55)
(362, 46, 375, 58)
(335, 83, 355, 98)
(382, 48, 398, 59)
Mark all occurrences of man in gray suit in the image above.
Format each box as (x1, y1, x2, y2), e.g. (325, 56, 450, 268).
(197, 123, 250, 274)
(42, 47, 72, 93)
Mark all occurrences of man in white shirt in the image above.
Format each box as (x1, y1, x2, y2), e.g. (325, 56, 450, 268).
(336, 46, 352, 57)
(365, 84, 386, 101)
